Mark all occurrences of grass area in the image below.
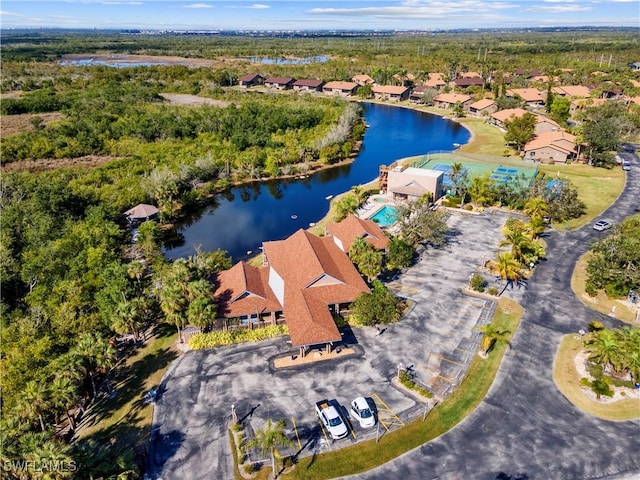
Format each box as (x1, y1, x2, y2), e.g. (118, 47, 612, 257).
(75, 324, 179, 464)
(282, 297, 523, 480)
(553, 334, 640, 421)
(570, 251, 637, 324)
(538, 163, 625, 230)
(457, 117, 509, 156)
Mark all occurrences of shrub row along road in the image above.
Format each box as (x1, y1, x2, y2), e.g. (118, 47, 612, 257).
(346, 153, 640, 480)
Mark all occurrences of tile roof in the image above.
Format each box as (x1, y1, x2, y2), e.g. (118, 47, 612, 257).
(507, 88, 545, 103)
(293, 79, 324, 88)
(469, 99, 497, 110)
(525, 131, 576, 154)
(263, 229, 369, 346)
(214, 262, 282, 318)
(264, 76, 295, 85)
(239, 73, 261, 82)
(323, 81, 358, 91)
(453, 77, 483, 87)
(326, 215, 390, 252)
(434, 93, 472, 104)
(552, 85, 592, 98)
(352, 74, 375, 84)
(490, 108, 529, 123)
(372, 85, 409, 95)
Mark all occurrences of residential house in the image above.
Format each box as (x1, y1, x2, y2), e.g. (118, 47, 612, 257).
(513, 68, 543, 79)
(423, 73, 446, 90)
(489, 108, 529, 129)
(214, 229, 370, 354)
(264, 76, 296, 90)
(468, 99, 498, 117)
(433, 93, 472, 110)
(410, 86, 429, 103)
(506, 88, 545, 107)
(292, 79, 325, 93)
(569, 97, 606, 116)
(323, 81, 358, 97)
(239, 73, 263, 88)
(371, 85, 410, 102)
(384, 164, 444, 201)
(352, 74, 376, 86)
(452, 77, 484, 90)
(326, 215, 390, 254)
(534, 116, 561, 134)
(552, 85, 591, 98)
(524, 131, 577, 164)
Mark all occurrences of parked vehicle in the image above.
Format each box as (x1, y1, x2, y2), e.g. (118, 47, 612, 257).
(622, 160, 631, 171)
(350, 397, 376, 428)
(593, 220, 612, 231)
(315, 399, 348, 439)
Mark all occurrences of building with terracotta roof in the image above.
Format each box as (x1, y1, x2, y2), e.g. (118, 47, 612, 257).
(352, 74, 376, 86)
(570, 97, 607, 115)
(214, 229, 370, 353)
(423, 73, 446, 89)
(385, 165, 444, 201)
(524, 131, 577, 164)
(552, 85, 592, 98)
(489, 108, 529, 129)
(506, 88, 545, 106)
(323, 81, 358, 97)
(468, 99, 497, 117)
(326, 215, 390, 253)
(433, 93, 472, 110)
(371, 85, 410, 101)
(452, 77, 484, 89)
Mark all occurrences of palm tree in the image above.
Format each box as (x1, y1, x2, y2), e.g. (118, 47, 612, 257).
(488, 252, 523, 294)
(449, 162, 467, 198)
(477, 323, 511, 357)
(499, 229, 528, 265)
(587, 329, 622, 373)
(74, 333, 116, 399)
(524, 196, 549, 221)
(16, 381, 50, 432)
(50, 376, 79, 430)
(245, 419, 293, 479)
(526, 215, 546, 240)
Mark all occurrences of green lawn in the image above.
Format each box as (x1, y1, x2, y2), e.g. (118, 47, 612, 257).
(457, 117, 510, 156)
(538, 164, 626, 230)
(74, 324, 179, 471)
(281, 298, 523, 480)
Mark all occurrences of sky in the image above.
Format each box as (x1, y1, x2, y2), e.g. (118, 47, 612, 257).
(0, 0, 638, 31)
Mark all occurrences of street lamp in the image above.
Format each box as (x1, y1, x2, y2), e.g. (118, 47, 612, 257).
(397, 362, 403, 379)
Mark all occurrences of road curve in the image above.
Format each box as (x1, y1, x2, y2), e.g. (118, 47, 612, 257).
(345, 154, 640, 480)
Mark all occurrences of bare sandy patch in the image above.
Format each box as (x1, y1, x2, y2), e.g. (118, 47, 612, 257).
(1, 112, 63, 138)
(1, 155, 126, 173)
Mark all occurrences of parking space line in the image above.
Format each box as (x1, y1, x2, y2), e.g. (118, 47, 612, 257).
(291, 416, 302, 451)
(431, 352, 465, 367)
(369, 393, 405, 431)
(317, 419, 329, 443)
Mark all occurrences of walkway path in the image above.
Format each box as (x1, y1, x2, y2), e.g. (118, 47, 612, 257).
(344, 155, 640, 478)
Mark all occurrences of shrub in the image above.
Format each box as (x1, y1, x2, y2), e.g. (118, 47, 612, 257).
(585, 282, 598, 297)
(189, 325, 288, 350)
(442, 196, 462, 208)
(588, 362, 604, 380)
(399, 370, 433, 399)
(588, 320, 605, 332)
(463, 204, 473, 211)
(590, 378, 614, 398)
(487, 287, 499, 296)
(469, 273, 487, 292)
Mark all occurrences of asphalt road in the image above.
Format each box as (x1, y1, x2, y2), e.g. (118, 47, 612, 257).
(344, 155, 640, 479)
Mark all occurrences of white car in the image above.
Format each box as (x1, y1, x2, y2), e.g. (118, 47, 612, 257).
(350, 397, 376, 428)
(593, 220, 612, 231)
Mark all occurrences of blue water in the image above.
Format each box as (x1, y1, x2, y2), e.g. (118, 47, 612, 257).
(369, 205, 397, 227)
(165, 103, 470, 260)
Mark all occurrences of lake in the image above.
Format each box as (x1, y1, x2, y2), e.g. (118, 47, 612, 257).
(164, 103, 470, 261)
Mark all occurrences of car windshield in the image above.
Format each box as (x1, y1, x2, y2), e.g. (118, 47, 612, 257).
(360, 408, 372, 418)
(329, 417, 343, 427)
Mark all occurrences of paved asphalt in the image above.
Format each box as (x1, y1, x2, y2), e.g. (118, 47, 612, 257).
(344, 153, 640, 479)
(148, 152, 640, 480)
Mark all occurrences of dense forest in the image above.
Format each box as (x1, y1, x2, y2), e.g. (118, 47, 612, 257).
(1, 29, 639, 479)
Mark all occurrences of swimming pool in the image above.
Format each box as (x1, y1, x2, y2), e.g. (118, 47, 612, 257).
(369, 205, 397, 227)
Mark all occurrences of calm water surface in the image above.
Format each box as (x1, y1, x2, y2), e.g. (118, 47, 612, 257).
(164, 103, 469, 261)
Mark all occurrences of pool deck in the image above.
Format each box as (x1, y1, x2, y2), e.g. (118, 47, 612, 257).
(357, 194, 394, 220)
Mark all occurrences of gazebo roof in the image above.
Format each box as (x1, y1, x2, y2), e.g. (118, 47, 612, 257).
(124, 203, 159, 219)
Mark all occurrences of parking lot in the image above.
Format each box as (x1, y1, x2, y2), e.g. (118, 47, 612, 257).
(148, 209, 512, 479)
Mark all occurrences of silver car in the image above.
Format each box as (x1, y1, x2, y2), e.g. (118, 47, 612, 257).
(593, 220, 612, 231)
(350, 397, 376, 428)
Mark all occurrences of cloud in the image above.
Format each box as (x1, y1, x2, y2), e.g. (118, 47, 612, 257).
(0, 10, 24, 17)
(533, 3, 591, 11)
(248, 4, 270, 9)
(99, 1, 143, 4)
(309, 1, 519, 19)
(182, 3, 213, 8)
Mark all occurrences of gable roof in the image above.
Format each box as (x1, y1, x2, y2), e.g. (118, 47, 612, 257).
(293, 79, 324, 88)
(468, 99, 496, 110)
(323, 81, 358, 91)
(490, 108, 529, 123)
(507, 88, 545, 103)
(525, 131, 576, 154)
(214, 262, 282, 318)
(326, 215, 390, 252)
(552, 85, 591, 98)
(264, 76, 295, 85)
(263, 229, 369, 347)
(453, 77, 483, 87)
(352, 74, 375, 84)
(239, 73, 262, 83)
(372, 85, 409, 95)
(434, 93, 472, 104)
